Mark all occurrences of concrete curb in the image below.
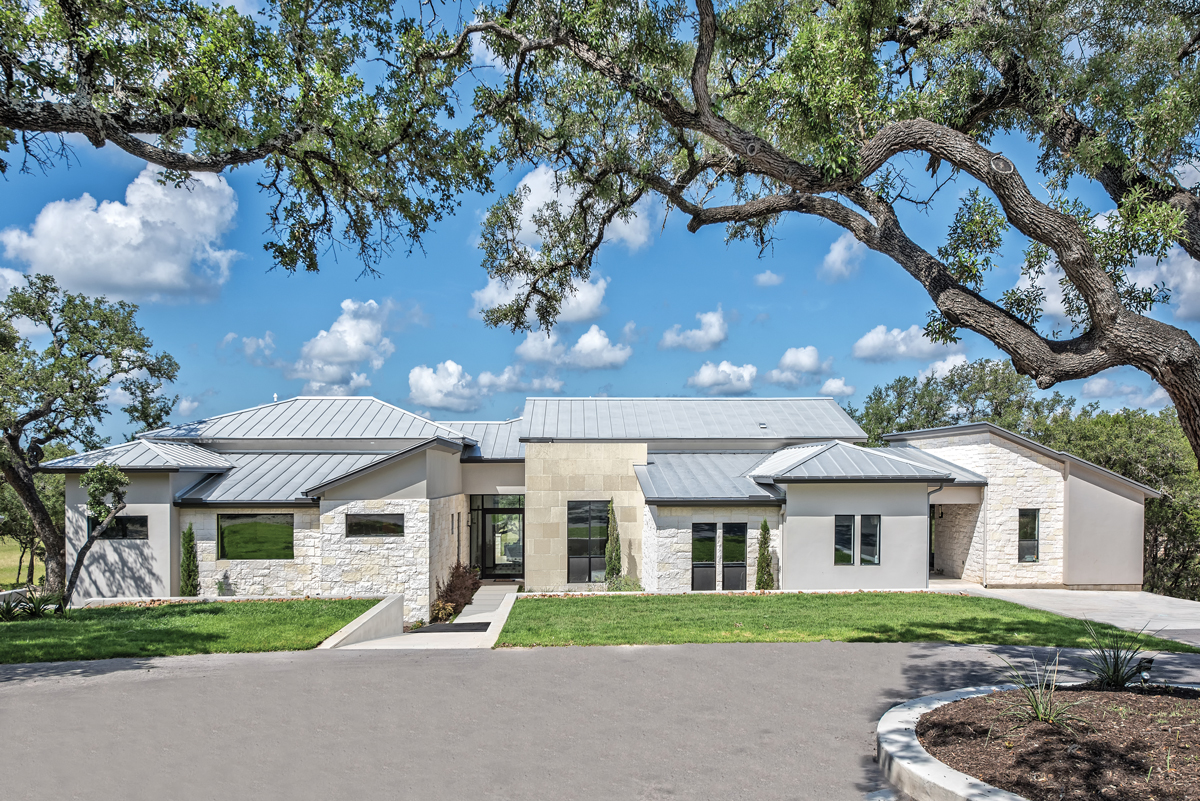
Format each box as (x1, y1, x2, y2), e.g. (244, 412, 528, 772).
(318, 594, 405, 649)
(877, 682, 1200, 801)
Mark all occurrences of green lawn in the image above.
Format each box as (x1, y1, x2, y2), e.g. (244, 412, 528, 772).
(0, 598, 378, 664)
(0, 539, 43, 590)
(496, 592, 1200, 651)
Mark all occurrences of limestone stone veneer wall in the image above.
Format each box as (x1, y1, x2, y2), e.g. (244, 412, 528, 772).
(909, 432, 1065, 586)
(931, 502, 984, 581)
(184, 498, 435, 623)
(523, 442, 647, 591)
(643, 505, 782, 592)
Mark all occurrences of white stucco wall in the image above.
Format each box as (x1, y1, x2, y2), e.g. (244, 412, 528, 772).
(781, 483, 929, 591)
(1064, 467, 1145, 588)
(642, 505, 782, 592)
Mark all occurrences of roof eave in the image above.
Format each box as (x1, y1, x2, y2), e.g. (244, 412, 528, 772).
(774, 476, 956, 484)
(301, 436, 464, 497)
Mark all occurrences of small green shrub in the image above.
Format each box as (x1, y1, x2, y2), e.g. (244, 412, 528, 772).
(1080, 619, 1156, 689)
(22, 590, 61, 619)
(180, 523, 199, 597)
(755, 518, 774, 590)
(998, 652, 1083, 729)
(430, 599, 454, 623)
(605, 498, 621, 581)
(0, 594, 23, 622)
(606, 575, 643, 592)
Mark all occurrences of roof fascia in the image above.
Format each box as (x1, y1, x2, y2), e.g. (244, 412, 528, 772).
(173, 500, 320, 508)
(774, 476, 958, 484)
(643, 497, 785, 506)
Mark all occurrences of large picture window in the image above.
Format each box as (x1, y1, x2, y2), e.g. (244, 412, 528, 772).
(834, 515, 855, 565)
(860, 515, 881, 565)
(567, 500, 609, 583)
(722, 523, 747, 590)
(218, 514, 294, 560)
(1018, 509, 1039, 562)
(691, 523, 716, 591)
(88, 515, 148, 540)
(346, 514, 404, 537)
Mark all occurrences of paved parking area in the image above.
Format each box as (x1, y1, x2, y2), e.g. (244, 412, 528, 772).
(5, 643, 1200, 801)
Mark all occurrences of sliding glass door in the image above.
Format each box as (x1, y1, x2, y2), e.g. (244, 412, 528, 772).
(470, 495, 525, 579)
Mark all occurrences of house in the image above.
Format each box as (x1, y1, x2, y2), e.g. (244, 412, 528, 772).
(43, 396, 1159, 622)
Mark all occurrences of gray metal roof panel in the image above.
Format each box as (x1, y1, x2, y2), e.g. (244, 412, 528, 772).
(884, 445, 989, 485)
(520, 397, 865, 441)
(437, 419, 526, 460)
(636, 452, 785, 503)
(770, 441, 953, 482)
(141, 397, 470, 442)
(42, 440, 233, 471)
(177, 451, 387, 503)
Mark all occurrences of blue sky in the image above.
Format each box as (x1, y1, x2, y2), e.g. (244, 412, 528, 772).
(1, 127, 1195, 440)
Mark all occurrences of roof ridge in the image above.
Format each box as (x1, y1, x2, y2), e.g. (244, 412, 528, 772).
(524, 396, 836, 401)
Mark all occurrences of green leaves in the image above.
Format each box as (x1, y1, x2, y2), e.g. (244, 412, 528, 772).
(79, 463, 129, 528)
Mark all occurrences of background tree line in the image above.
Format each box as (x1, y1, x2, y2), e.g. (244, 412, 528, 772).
(849, 359, 1200, 600)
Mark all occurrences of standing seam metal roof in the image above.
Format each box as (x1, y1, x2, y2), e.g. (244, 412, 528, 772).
(761, 441, 955, 482)
(635, 452, 785, 502)
(436, 420, 525, 460)
(141, 397, 470, 442)
(521, 398, 865, 440)
(41, 440, 233, 471)
(177, 452, 387, 504)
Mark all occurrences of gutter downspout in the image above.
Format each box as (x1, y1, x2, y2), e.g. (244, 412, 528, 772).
(926, 483, 944, 587)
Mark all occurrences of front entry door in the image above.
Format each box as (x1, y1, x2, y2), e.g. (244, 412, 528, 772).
(484, 512, 524, 578)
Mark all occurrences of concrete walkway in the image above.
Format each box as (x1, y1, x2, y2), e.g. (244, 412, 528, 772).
(930, 576, 1200, 647)
(339, 582, 518, 649)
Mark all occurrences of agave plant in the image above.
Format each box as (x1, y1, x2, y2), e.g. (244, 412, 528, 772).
(997, 652, 1085, 729)
(0, 594, 23, 622)
(22, 590, 62, 619)
(1080, 620, 1157, 689)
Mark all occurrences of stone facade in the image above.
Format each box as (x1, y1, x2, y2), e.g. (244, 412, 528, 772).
(642, 505, 782, 592)
(931, 503, 984, 581)
(911, 432, 1066, 586)
(184, 498, 437, 624)
(429, 493, 469, 599)
(523, 442, 647, 591)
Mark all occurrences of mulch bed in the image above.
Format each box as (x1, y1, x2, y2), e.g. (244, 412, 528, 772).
(918, 685, 1200, 800)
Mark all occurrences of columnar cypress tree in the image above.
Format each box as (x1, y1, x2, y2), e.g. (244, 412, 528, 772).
(605, 499, 621, 581)
(755, 518, 775, 590)
(180, 523, 199, 597)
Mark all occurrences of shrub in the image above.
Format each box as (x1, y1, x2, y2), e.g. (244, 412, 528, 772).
(606, 574, 643, 592)
(0, 594, 23, 622)
(1080, 619, 1157, 689)
(22, 590, 62, 619)
(180, 523, 199, 597)
(998, 652, 1083, 728)
(605, 499, 621, 581)
(430, 599, 455, 623)
(755, 518, 775, 590)
(434, 561, 482, 617)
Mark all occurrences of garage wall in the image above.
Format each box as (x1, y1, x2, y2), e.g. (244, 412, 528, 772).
(781, 482, 928, 591)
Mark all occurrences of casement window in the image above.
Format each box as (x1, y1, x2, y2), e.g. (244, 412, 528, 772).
(346, 513, 404, 537)
(567, 500, 610, 583)
(859, 515, 881, 566)
(217, 513, 294, 560)
(691, 523, 717, 590)
(87, 515, 149, 540)
(834, 515, 855, 565)
(722, 523, 747, 590)
(1018, 509, 1039, 562)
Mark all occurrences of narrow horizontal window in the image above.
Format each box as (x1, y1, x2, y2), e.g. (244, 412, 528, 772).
(88, 516, 148, 540)
(346, 513, 404, 537)
(860, 515, 881, 566)
(1018, 509, 1039, 563)
(834, 515, 854, 565)
(218, 513, 294, 560)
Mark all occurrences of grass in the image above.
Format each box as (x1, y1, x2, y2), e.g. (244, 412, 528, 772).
(496, 592, 1200, 651)
(0, 598, 378, 664)
(0, 539, 43, 590)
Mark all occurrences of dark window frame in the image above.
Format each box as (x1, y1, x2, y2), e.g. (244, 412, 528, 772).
(859, 515, 881, 566)
(567, 500, 610, 583)
(722, 522, 747, 591)
(691, 522, 717, 591)
(87, 515, 149, 540)
(345, 513, 405, 538)
(834, 515, 855, 565)
(217, 513, 295, 561)
(1018, 509, 1039, 563)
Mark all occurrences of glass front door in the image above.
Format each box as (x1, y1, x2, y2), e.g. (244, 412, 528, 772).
(470, 495, 525, 579)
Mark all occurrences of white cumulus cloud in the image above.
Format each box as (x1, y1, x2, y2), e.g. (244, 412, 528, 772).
(820, 232, 866, 282)
(820, 377, 856, 397)
(688, 361, 757, 396)
(918, 353, 969, 382)
(471, 274, 609, 324)
(516, 325, 632, 369)
(660, 306, 728, 352)
(0, 166, 238, 302)
(1080, 374, 1170, 408)
(408, 360, 483, 412)
(516, 165, 651, 251)
(764, 346, 832, 386)
(286, 299, 396, 395)
(754, 270, 784, 287)
(852, 324, 964, 362)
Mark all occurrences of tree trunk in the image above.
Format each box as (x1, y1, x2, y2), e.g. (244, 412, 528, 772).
(0, 458, 66, 593)
(63, 504, 123, 607)
(15, 545, 25, 584)
(27, 547, 36, 586)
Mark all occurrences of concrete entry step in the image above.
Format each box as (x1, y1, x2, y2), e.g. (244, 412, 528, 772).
(411, 621, 491, 633)
(337, 581, 520, 650)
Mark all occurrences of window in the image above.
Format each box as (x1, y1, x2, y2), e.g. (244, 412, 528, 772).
(834, 515, 855, 565)
(217, 513, 294, 560)
(346, 513, 404, 537)
(1018, 509, 1039, 562)
(860, 515, 881, 566)
(691, 523, 716, 591)
(722, 523, 747, 590)
(567, 501, 609, 583)
(88, 515, 148, 540)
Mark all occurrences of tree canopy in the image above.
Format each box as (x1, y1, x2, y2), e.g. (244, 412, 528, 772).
(0, 274, 177, 593)
(418, 0, 1200, 464)
(0, 0, 493, 274)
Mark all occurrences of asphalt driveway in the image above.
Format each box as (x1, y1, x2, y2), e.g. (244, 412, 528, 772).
(4, 643, 1200, 801)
